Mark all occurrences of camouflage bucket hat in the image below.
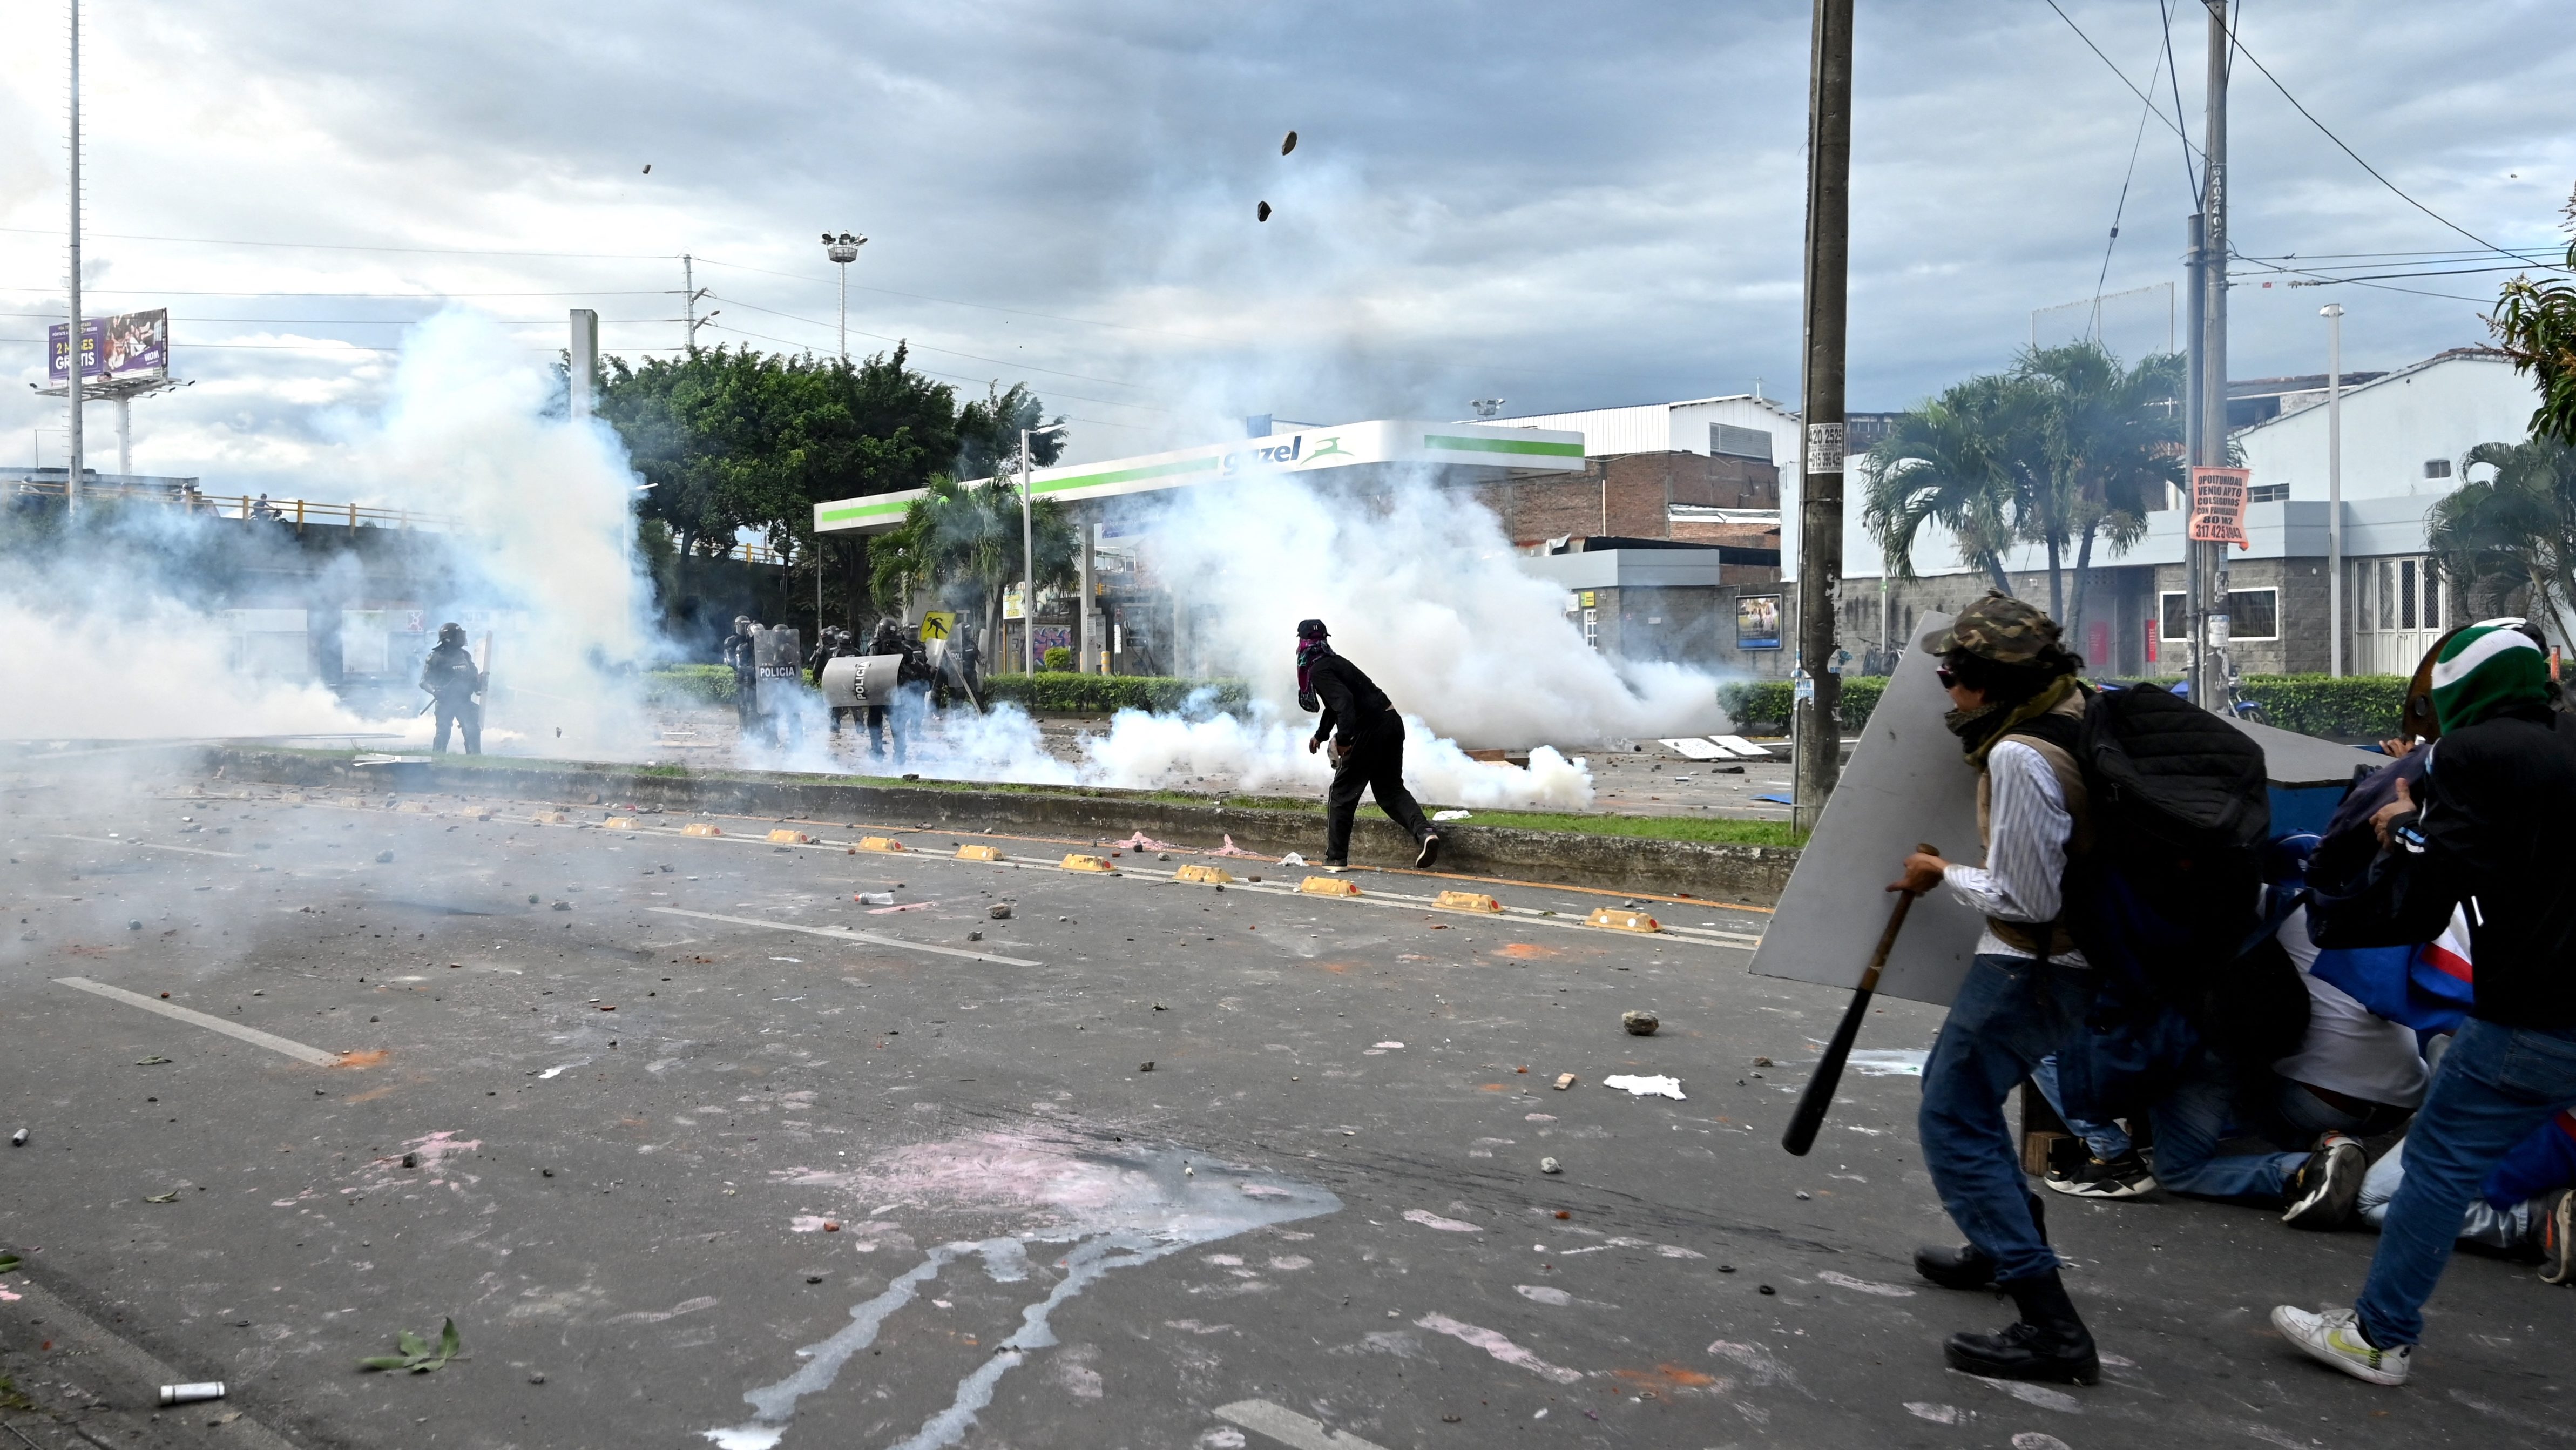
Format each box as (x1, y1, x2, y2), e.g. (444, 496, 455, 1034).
(1923, 591, 2061, 664)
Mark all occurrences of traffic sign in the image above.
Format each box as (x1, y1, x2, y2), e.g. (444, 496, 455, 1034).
(919, 611, 955, 641)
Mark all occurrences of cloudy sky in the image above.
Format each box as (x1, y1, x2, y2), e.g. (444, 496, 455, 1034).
(2, 0, 2571, 490)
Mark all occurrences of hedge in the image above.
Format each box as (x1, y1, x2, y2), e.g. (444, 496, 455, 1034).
(1718, 671, 2408, 739)
(979, 673, 1252, 716)
(1716, 676, 1886, 734)
(643, 664, 736, 706)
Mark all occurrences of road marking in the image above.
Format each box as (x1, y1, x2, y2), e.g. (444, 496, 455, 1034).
(1215, 1399, 1391, 1450)
(53, 832, 240, 858)
(53, 977, 342, 1067)
(648, 908, 1039, 967)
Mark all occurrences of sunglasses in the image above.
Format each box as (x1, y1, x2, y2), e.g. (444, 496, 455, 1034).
(1936, 667, 1959, 689)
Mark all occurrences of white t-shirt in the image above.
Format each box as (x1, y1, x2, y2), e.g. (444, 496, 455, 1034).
(2270, 903, 2430, 1109)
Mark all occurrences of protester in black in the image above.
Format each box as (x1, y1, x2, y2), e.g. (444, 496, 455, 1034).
(1296, 619, 1438, 869)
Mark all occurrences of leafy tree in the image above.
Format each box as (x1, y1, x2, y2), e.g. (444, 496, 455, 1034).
(1863, 342, 2182, 647)
(866, 475, 1079, 655)
(956, 381, 1067, 481)
(2490, 188, 2576, 446)
(2426, 433, 2576, 645)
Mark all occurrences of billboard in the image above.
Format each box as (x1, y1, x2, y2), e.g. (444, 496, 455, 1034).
(48, 308, 170, 387)
(1735, 593, 1783, 650)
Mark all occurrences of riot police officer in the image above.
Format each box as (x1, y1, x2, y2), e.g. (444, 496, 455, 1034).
(419, 623, 486, 754)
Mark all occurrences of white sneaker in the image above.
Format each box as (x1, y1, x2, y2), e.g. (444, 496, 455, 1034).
(2270, 1305, 2411, 1386)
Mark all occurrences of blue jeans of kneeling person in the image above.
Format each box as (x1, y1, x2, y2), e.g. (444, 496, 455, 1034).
(1921, 953, 2095, 1280)
(2356, 1017, 2576, 1347)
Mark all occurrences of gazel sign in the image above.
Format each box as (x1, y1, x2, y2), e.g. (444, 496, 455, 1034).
(812, 418, 1586, 535)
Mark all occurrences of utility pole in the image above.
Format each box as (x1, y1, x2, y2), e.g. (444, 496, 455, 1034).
(675, 254, 716, 353)
(1791, 0, 1852, 835)
(2322, 304, 2345, 677)
(2186, 0, 2232, 714)
(568, 308, 598, 420)
(64, 0, 84, 518)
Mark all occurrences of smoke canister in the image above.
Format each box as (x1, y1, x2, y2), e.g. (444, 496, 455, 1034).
(158, 1383, 225, 1406)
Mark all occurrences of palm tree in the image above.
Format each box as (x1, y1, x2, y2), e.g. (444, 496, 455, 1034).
(2490, 188, 2576, 446)
(1864, 343, 2182, 649)
(2427, 434, 2576, 646)
(867, 475, 1078, 660)
(1862, 373, 2042, 597)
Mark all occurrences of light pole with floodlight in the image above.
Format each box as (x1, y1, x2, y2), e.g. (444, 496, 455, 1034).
(1020, 422, 1069, 674)
(821, 232, 867, 363)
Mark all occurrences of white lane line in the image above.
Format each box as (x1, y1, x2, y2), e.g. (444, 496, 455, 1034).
(53, 977, 343, 1067)
(0, 1270, 302, 1450)
(648, 908, 1040, 967)
(1215, 1399, 1392, 1450)
(53, 832, 240, 858)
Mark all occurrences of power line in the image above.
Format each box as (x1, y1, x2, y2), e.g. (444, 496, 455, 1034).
(2212, 6, 2526, 261)
(0, 224, 672, 260)
(0, 286, 670, 299)
(705, 293, 1173, 406)
(688, 320, 1149, 428)
(2086, 11, 2171, 340)
(2223, 252, 2490, 304)
(2041, 0, 2202, 166)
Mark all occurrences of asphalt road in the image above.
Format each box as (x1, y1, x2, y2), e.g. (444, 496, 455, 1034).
(1, 767, 2566, 1449)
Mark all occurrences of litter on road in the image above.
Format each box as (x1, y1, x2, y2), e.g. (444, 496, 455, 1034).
(1602, 1074, 1686, 1100)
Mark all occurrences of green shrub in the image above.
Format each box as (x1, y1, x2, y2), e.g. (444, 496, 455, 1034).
(1716, 676, 1884, 733)
(643, 664, 735, 706)
(981, 673, 1252, 716)
(2237, 673, 2408, 738)
(1043, 645, 1072, 671)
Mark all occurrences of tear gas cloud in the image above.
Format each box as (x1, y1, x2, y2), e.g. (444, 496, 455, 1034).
(6, 314, 1727, 814)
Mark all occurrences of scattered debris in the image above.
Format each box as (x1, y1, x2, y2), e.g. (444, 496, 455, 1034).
(551, 900, 572, 912)
(1256, 200, 1272, 222)
(1281, 130, 1297, 154)
(1552, 1074, 1576, 1090)
(988, 903, 1013, 920)
(1758, 1285, 1776, 1296)
(854, 892, 896, 907)
(127, 919, 142, 930)
(1211, 835, 1258, 858)
(1795, 1191, 1812, 1201)
(1431, 809, 1471, 821)
(143, 1191, 180, 1203)
(158, 1382, 225, 1406)
(402, 1152, 419, 1168)
(1752, 1056, 1774, 1068)
(1539, 1157, 1561, 1175)
(135, 1055, 172, 1066)
(1111, 831, 1178, 852)
(1138, 1062, 1155, 1073)
(528, 1372, 546, 1385)
(1621, 1010, 1660, 1036)
(966, 931, 983, 942)
(1601, 1074, 1686, 1100)
(1278, 852, 1308, 867)
(1553, 1210, 1570, 1220)
(360, 1317, 463, 1373)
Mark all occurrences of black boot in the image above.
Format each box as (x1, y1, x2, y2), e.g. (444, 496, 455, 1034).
(1914, 1191, 2046, 1290)
(1943, 1269, 2099, 1385)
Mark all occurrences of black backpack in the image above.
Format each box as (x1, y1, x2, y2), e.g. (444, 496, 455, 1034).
(2067, 685, 2294, 1044)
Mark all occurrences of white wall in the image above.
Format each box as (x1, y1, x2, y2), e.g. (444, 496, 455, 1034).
(2235, 352, 2534, 504)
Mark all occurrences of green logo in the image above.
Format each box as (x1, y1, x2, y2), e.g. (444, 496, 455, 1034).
(1304, 436, 1351, 460)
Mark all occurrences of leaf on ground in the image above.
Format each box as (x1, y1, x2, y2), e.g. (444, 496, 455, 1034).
(356, 1355, 415, 1372)
(134, 1055, 173, 1065)
(143, 1191, 180, 1203)
(361, 1318, 463, 1373)
(436, 1317, 461, 1362)
(0, 1252, 22, 1273)
(396, 1329, 429, 1359)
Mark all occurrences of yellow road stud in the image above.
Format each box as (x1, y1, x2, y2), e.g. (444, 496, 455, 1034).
(955, 844, 1005, 862)
(1301, 876, 1362, 898)
(529, 811, 570, 825)
(1061, 853, 1118, 873)
(396, 801, 433, 814)
(1586, 906, 1661, 933)
(768, 829, 814, 845)
(681, 822, 724, 838)
(1174, 864, 1234, 885)
(858, 836, 907, 852)
(1434, 890, 1504, 913)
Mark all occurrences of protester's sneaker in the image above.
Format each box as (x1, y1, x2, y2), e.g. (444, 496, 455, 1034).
(2282, 1135, 2366, 1230)
(2045, 1150, 2158, 1200)
(2270, 1305, 2410, 1386)
(2541, 1188, 2576, 1286)
(1415, 834, 1442, 869)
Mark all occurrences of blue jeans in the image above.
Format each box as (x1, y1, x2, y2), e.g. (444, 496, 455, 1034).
(2032, 1055, 2133, 1160)
(2356, 1017, 2576, 1347)
(1919, 954, 2094, 1281)
(2147, 1051, 2319, 1203)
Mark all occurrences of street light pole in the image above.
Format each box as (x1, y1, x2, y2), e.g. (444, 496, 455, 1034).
(1018, 422, 1068, 675)
(65, 0, 84, 519)
(821, 232, 866, 363)
(2322, 304, 2344, 678)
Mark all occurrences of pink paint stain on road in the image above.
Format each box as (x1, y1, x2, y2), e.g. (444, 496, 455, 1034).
(1414, 1312, 1584, 1384)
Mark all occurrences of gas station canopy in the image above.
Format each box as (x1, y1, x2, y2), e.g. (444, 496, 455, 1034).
(812, 418, 1587, 536)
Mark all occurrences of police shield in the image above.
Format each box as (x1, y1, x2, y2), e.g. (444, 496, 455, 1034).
(817, 654, 908, 709)
(751, 626, 804, 716)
